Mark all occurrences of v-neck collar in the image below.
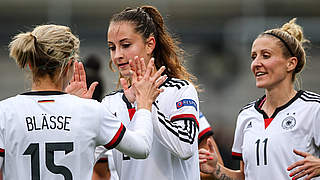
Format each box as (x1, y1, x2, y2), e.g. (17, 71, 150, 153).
(254, 90, 303, 120)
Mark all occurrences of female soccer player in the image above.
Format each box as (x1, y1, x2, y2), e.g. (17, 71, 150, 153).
(69, 5, 201, 180)
(102, 5, 200, 180)
(199, 18, 320, 179)
(0, 24, 166, 180)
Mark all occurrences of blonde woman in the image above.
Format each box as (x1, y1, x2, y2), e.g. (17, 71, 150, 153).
(199, 18, 320, 180)
(0, 24, 165, 180)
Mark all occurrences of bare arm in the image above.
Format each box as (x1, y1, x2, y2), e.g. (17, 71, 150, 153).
(92, 161, 110, 180)
(199, 138, 245, 180)
(199, 136, 224, 180)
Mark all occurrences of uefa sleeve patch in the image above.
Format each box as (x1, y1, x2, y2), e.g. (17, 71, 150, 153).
(176, 99, 197, 111)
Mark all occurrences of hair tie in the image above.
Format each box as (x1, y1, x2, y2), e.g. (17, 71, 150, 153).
(264, 32, 295, 57)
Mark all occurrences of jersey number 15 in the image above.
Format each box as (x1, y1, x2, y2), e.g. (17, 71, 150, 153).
(23, 142, 73, 180)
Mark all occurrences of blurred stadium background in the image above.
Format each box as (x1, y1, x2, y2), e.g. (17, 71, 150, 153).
(1, 0, 319, 169)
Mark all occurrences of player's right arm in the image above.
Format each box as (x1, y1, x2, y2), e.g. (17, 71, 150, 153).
(100, 59, 166, 159)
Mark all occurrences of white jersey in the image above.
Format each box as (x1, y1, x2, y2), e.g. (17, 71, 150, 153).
(95, 111, 211, 179)
(100, 77, 200, 180)
(0, 91, 126, 180)
(232, 90, 320, 180)
(95, 147, 119, 180)
(198, 112, 214, 144)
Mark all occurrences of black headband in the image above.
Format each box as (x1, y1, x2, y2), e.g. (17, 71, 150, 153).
(264, 32, 295, 57)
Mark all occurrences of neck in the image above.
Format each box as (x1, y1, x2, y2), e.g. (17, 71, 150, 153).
(264, 83, 297, 109)
(31, 76, 63, 92)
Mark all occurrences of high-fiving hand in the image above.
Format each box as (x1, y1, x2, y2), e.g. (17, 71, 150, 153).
(65, 61, 98, 99)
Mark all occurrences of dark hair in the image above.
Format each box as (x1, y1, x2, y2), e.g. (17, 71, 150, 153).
(109, 5, 197, 88)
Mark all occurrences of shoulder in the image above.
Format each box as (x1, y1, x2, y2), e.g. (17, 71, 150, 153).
(299, 90, 320, 103)
(0, 95, 23, 109)
(102, 89, 123, 102)
(160, 77, 192, 90)
(105, 89, 124, 97)
(239, 99, 259, 114)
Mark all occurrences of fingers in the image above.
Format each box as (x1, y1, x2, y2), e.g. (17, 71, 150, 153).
(140, 57, 148, 77)
(144, 58, 154, 78)
(289, 164, 307, 177)
(78, 62, 87, 88)
(120, 78, 129, 91)
(74, 61, 80, 82)
(87, 82, 98, 98)
(207, 138, 216, 153)
(151, 66, 165, 82)
(288, 160, 305, 171)
(136, 57, 143, 79)
(291, 168, 313, 180)
(154, 75, 167, 89)
(129, 57, 137, 73)
(293, 149, 310, 158)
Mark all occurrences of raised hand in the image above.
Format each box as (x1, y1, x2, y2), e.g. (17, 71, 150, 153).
(287, 149, 320, 180)
(199, 138, 219, 175)
(65, 61, 98, 99)
(121, 56, 152, 103)
(125, 58, 166, 111)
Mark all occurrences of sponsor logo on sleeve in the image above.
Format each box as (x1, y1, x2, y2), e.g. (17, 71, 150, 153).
(176, 99, 197, 111)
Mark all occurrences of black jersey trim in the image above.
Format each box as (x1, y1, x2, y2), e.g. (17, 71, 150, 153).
(303, 91, 320, 98)
(104, 123, 126, 150)
(157, 110, 198, 144)
(160, 77, 189, 90)
(21, 91, 66, 96)
(96, 158, 108, 163)
(0, 148, 4, 157)
(122, 94, 134, 109)
(232, 155, 243, 160)
(239, 101, 256, 114)
(300, 91, 320, 103)
(254, 90, 302, 119)
(198, 130, 213, 144)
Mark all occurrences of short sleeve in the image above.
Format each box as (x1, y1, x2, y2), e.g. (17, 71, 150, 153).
(198, 112, 213, 144)
(313, 105, 320, 147)
(0, 104, 5, 158)
(231, 113, 245, 160)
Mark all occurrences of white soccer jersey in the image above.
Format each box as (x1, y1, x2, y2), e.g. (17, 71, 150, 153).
(198, 112, 214, 144)
(0, 91, 126, 180)
(232, 90, 320, 180)
(100, 77, 200, 180)
(95, 111, 210, 180)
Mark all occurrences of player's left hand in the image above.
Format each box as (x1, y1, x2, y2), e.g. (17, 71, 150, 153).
(287, 149, 320, 180)
(65, 61, 98, 99)
(199, 138, 218, 175)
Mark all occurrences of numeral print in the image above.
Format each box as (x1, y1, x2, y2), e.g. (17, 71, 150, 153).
(255, 138, 268, 166)
(23, 142, 73, 180)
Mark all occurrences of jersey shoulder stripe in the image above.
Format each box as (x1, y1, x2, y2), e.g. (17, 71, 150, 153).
(171, 114, 199, 129)
(105, 89, 124, 97)
(239, 99, 257, 114)
(157, 110, 198, 144)
(300, 91, 320, 103)
(198, 127, 213, 144)
(160, 77, 189, 90)
(104, 123, 126, 150)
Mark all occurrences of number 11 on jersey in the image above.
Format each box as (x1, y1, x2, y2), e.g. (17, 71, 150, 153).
(255, 138, 268, 166)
